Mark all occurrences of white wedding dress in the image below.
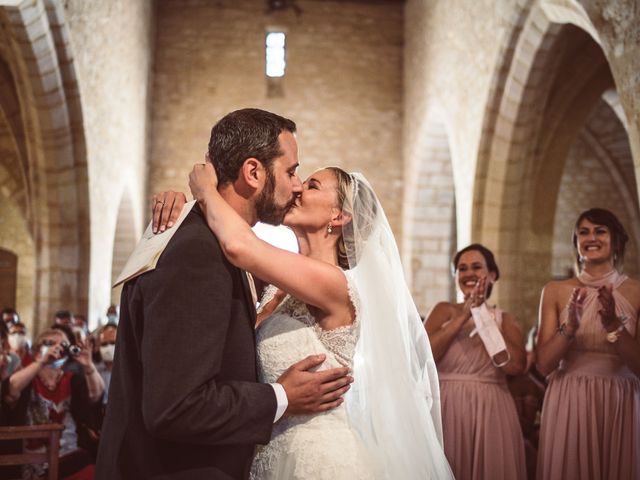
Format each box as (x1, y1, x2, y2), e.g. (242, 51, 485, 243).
(250, 273, 377, 480)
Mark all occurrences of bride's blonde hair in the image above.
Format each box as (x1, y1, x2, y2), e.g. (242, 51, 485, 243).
(325, 167, 377, 270)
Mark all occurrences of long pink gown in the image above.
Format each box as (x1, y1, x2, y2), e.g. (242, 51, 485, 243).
(437, 307, 527, 480)
(537, 270, 640, 480)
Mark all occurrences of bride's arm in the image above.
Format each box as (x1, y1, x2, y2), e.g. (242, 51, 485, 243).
(256, 287, 286, 328)
(190, 163, 350, 316)
(151, 190, 188, 233)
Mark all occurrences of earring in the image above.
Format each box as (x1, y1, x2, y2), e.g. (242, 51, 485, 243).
(327, 224, 333, 234)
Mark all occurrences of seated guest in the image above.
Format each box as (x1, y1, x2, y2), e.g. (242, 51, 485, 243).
(8, 322, 33, 367)
(73, 314, 88, 331)
(95, 324, 116, 406)
(425, 244, 526, 480)
(48, 324, 105, 403)
(0, 321, 21, 381)
(0, 321, 22, 480)
(55, 310, 74, 326)
(1, 308, 18, 329)
(4, 328, 98, 479)
(105, 305, 118, 325)
(86, 324, 118, 459)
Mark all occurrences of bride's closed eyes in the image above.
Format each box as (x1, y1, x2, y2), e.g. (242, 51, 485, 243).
(305, 178, 321, 190)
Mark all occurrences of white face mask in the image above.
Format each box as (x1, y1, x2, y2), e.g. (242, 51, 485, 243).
(8, 333, 27, 350)
(100, 344, 115, 363)
(49, 357, 67, 369)
(470, 303, 510, 367)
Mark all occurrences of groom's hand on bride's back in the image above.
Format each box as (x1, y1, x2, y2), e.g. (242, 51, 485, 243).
(278, 354, 353, 415)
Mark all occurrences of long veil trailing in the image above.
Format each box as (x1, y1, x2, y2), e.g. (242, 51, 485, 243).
(343, 173, 453, 479)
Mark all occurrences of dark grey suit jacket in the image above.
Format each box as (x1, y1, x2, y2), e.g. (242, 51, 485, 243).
(95, 205, 277, 480)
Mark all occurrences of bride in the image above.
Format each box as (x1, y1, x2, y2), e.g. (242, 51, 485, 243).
(161, 163, 453, 479)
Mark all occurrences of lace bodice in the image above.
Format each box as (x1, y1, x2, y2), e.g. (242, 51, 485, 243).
(256, 271, 360, 370)
(251, 271, 375, 480)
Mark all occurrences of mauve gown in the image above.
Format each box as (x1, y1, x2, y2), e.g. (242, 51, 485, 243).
(537, 270, 640, 480)
(437, 307, 527, 480)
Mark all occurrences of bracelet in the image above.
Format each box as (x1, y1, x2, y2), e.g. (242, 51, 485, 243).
(606, 324, 626, 344)
(558, 323, 575, 341)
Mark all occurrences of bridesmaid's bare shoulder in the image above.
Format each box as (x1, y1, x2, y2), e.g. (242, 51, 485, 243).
(621, 276, 640, 290)
(541, 277, 581, 300)
(619, 276, 640, 310)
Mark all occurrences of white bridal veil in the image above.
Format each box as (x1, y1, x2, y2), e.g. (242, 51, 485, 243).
(343, 173, 453, 479)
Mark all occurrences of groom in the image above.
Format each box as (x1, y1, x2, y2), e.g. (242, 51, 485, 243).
(96, 109, 352, 480)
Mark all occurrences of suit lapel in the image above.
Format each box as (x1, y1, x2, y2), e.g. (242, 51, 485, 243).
(239, 268, 257, 326)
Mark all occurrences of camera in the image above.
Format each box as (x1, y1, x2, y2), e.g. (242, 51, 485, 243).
(40, 342, 81, 360)
(62, 342, 82, 357)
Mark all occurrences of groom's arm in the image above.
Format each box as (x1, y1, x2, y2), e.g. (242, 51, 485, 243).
(138, 214, 277, 446)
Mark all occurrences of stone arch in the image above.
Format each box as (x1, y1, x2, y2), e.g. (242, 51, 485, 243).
(110, 189, 138, 310)
(402, 107, 457, 316)
(473, 3, 638, 328)
(0, 161, 35, 325)
(552, 98, 640, 279)
(0, 0, 89, 333)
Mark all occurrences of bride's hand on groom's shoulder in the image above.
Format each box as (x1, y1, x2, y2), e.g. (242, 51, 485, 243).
(151, 190, 187, 233)
(277, 354, 353, 416)
(189, 162, 218, 206)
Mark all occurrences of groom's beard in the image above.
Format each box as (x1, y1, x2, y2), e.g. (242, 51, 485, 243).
(256, 167, 293, 226)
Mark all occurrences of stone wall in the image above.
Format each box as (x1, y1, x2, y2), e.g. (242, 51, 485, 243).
(64, 0, 153, 327)
(553, 98, 640, 279)
(149, 0, 404, 234)
(404, 0, 640, 330)
(0, 196, 34, 326)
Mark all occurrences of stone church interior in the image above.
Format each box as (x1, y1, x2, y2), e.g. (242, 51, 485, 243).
(1, 1, 639, 479)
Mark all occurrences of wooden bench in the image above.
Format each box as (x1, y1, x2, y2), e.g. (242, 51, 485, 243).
(0, 424, 64, 480)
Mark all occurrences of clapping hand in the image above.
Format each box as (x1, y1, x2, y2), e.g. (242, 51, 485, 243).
(461, 277, 487, 337)
(463, 277, 487, 314)
(597, 285, 618, 331)
(565, 287, 585, 335)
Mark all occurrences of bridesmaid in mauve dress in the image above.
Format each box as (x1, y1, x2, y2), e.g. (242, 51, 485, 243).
(536, 208, 640, 480)
(425, 244, 527, 480)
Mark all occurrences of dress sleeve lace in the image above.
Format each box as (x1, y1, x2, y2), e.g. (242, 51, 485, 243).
(312, 270, 361, 368)
(257, 284, 280, 315)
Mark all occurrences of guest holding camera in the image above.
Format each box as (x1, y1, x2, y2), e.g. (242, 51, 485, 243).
(3, 328, 102, 478)
(48, 324, 105, 403)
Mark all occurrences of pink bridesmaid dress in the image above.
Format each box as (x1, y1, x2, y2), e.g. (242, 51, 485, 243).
(537, 270, 640, 480)
(438, 307, 527, 480)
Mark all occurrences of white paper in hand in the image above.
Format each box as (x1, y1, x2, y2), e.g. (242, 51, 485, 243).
(470, 303, 510, 367)
(113, 201, 197, 287)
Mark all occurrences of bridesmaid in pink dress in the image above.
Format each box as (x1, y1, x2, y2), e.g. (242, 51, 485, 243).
(536, 208, 640, 480)
(426, 244, 527, 479)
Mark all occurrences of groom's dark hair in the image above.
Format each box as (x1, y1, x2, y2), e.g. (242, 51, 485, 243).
(208, 108, 297, 185)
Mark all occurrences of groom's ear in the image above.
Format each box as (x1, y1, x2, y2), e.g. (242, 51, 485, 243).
(239, 158, 263, 190)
